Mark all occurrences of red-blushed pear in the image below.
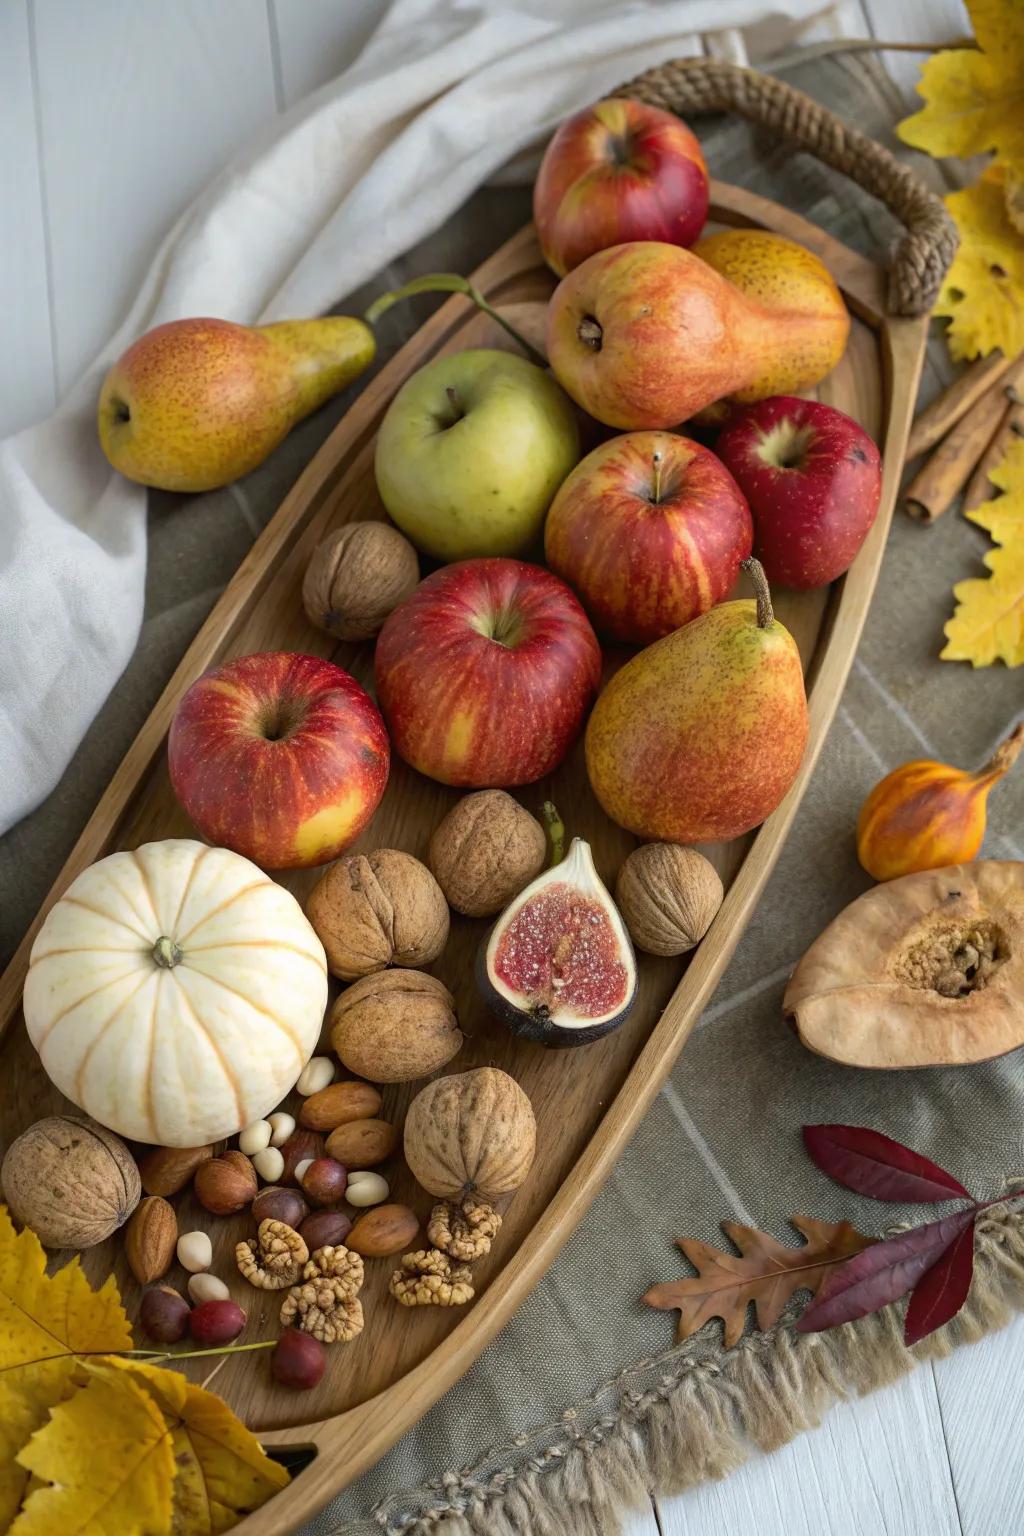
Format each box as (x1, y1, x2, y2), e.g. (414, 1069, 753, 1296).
(585, 560, 808, 844)
(533, 97, 708, 276)
(168, 652, 389, 869)
(715, 397, 882, 589)
(375, 558, 601, 788)
(544, 430, 752, 644)
(545, 240, 850, 431)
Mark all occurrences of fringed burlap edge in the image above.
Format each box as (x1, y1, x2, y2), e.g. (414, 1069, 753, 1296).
(364, 1205, 1024, 1534)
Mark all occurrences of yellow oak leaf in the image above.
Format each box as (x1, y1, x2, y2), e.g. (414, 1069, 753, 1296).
(933, 178, 1024, 360)
(0, 1207, 131, 1529)
(9, 1365, 174, 1536)
(897, 0, 1024, 186)
(104, 1358, 290, 1534)
(968, 436, 1024, 545)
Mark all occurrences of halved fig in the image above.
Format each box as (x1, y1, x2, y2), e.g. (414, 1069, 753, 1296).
(785, 861, 1024, 1068)
(477, 837, 637, 1047)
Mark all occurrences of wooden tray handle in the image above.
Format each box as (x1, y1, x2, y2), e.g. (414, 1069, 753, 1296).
(617, 57, 957, 318)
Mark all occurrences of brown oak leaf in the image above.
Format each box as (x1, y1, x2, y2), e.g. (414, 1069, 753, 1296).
(643, 1215, 874, 1347)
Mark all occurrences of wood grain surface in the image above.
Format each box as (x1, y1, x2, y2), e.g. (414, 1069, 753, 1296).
(0, 186, 926, 1532)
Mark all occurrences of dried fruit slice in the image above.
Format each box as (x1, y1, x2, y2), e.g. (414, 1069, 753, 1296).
(785, 861, 1024, 1068)
(478, 838, 637, 1046)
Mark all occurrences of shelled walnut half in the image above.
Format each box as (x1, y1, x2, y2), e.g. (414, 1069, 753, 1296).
(236, 1219, 308, 1290)
(389, 1248, 475, 1308)
(279, 1244, 365, 1343)
(427, 1197, 501, 1261)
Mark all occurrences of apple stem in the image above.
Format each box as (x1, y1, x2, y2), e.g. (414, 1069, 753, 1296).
(542, 801, 566, 867)
(741, 558, 775, 629)
(651, 451, 663, 505)
(364, 274, 548, 369)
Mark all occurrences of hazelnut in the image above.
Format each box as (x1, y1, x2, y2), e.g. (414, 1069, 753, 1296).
(301, 1158, 348, 1207)
(272, 1327, 327, 1391)
(298, 1210, 352, 1250)
(615, 844, 724, 956)
(189, 1299, 246, 1346)
(326, 1119, 397, 1168)
(301, 521, 419, 641)
(195, 1150, 258, 1215)
(429, 790, 546, 917)
(306, 850, 449, 981)
(139, 1285, 190, 1343)
(252, 1186, 309, 1229)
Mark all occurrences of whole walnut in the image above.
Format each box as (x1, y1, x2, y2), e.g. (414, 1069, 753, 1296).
(330, 969, 462, 1083)
(428, 790, 546, 917)
(615, 844, 724, 957)
(1, 1115, 140, 1249)
(302, 521, 419, 641)
(307, 849, 449, 981)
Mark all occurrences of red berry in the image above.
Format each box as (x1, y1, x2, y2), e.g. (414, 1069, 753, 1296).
(189, 1298, 246, 1346)
(271, 1328, 326, 1391)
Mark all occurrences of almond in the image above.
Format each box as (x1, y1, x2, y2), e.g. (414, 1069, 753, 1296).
(279, 1129, 325, 1185)
(346, 1203, 420, 1258)
(138, 1144, 214, 1197)
(124, 1196, 177, 1284)
(299, 1080, 382, 1132)
(194, 1150, 258, 1215)
(325, 1118, 397, 1168)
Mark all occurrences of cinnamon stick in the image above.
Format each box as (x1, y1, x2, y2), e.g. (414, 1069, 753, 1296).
(962, 392, 1024, 514)
(906, 351, 1018, 461)
(904, 356, 1024, 524)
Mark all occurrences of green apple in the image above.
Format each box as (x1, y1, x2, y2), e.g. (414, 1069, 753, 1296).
(374, 349, 579, 561)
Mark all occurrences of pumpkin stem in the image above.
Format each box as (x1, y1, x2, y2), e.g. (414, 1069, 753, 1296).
(981, 721, 1024, 782)
(741, 557, 774, 629)
(151, 935, 183, 969)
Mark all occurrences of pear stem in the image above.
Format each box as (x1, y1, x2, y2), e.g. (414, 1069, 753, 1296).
(981, 721, 1024, 781)
(741, 558, 774, 629)
(542, 801, 566, 867)
(364, 274, 548, 369)
(651, 451, 663, 505)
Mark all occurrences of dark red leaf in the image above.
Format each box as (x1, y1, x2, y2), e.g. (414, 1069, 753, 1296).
(795, 1208, 975, 1333)
(903, 1219, 976, 1346)
(802, 1125, 973, 1203)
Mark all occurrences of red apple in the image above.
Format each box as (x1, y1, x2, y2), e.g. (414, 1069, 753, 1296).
(544, 431, 752, 643)
(715, 396, 882, 589)
(374, 558, 601, 786)
(168, 652, 389, 868)
(533, 97, 708, 277)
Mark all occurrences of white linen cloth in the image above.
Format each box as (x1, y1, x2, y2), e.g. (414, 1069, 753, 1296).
(0, 0, 823, 834)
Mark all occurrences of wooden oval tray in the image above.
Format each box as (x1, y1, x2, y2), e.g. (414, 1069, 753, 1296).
(0, 182, 925, 1532)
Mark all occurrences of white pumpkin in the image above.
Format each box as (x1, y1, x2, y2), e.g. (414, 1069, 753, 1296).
(24, 839, 328, 1147)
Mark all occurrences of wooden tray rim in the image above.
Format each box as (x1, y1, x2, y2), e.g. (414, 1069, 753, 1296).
(0, 181, 927, 1532)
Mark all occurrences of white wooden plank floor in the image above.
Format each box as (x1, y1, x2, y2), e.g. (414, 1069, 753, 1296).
(5, 3, 1005, 1534)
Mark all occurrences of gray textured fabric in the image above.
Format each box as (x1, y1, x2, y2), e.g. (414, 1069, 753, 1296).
(1, 48, 1021, 1536)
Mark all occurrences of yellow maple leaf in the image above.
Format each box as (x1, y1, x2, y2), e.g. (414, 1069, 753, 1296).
(0, 1208, 131, 1528)
(10, 1365, 174, 1536)
(104, 1358, 290, 1534)
(943, 543, 1024, 667)
(968, 435, 1024, 544)
(933, 177, 1024, 360)
(897, 0, 1024, 186)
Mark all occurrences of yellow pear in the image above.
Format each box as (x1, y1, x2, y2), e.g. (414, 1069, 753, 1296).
(98, 316, 375, 492)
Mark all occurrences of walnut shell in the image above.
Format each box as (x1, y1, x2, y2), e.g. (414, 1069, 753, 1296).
(1, 1115, 140, 1249)
(330, 970, 462, 1083)
(307, 849, 449, 981)
(404, 1067, 536, 1201)
(428, 791, 547, 918)
(302, 522, 419, 641)
(615, 844, 724, 957)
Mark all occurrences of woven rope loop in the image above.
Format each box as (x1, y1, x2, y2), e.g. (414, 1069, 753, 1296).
(616, 57, 957, 317)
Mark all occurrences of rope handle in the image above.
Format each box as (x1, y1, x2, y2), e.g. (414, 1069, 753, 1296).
(616, 57, 957, 318)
